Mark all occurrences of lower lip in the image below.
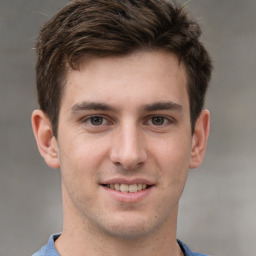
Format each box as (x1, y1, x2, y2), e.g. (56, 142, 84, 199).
(101, 186, 153, 203)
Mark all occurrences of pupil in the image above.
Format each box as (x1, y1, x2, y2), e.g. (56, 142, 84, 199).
(91, 116, 103, 125)
(152, 116, 164, 125)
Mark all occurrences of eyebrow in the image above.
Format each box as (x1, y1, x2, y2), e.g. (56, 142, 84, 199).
(142, 101, 183, 112)
(71, 102, 116, 112)
(70, 101, 183, 113)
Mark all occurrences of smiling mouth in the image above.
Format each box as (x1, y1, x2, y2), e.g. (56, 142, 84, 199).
(102, 183, 151, 193)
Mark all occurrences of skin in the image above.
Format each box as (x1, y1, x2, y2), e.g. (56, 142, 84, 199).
(32, 50, 210, 256)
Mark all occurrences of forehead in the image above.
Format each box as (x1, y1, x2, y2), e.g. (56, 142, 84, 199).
(61, 50, 189, 112)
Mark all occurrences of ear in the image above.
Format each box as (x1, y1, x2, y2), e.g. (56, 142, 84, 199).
(31, 110, 60, 169)
(189, 109, 210, 169)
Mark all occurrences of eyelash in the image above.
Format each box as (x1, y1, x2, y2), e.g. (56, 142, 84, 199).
(82, 115, 110, 126)
(145, 116, 172, 126)
(81, 115, 174, 127)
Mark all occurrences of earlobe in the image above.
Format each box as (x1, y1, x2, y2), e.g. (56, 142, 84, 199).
(31, 110, 60, 169)
(189, 109, 210, 169)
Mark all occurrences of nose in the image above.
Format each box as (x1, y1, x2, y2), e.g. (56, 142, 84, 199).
(109, 122, 147, 169)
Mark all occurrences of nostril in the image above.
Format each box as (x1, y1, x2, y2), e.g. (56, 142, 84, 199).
(120, 161, 143, 170)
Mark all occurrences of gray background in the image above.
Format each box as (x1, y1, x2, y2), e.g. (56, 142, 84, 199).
(0, 0, 255, 255)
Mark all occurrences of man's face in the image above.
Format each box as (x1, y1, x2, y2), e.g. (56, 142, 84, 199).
(50, 50, 201, 238)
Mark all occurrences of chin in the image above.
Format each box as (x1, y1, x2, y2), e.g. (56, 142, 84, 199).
(96, 213, 165, 240)
(103, 225, 152, 240)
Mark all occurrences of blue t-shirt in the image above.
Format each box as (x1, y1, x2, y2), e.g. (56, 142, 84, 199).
(32, 234, 209, 256)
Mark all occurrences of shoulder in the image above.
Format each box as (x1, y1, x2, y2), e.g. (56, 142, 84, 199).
(32, 234, 61, 256)
(177, 239, 210, 256)
(32, 245, 46, 256)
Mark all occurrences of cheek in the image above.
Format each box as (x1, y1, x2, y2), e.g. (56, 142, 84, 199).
(57, 136, 108, 197)
(152, 135, 192, 167)
(58, 136, 108, 208)
(149, 135, 191, 186)
(59, 134, 109, 168)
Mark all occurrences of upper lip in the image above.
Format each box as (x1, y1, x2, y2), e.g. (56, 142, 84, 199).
(101, 178, 155, 186)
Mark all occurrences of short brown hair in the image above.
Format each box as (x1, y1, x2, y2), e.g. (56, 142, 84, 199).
(35, 0, 212, 136)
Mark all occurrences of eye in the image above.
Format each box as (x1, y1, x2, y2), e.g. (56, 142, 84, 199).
(85, 116, 107, 126)
(80, 115, 114, 132)
(150, 116, 167, 126)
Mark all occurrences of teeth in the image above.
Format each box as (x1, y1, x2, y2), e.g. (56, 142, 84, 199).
(128, 184, 137, 193)
(137, 184, 142, 191)
(106, 183, 149, 193)
(120, 184, 129, 192)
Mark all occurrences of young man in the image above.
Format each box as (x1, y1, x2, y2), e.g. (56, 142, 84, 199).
(32, 0, 212, 255)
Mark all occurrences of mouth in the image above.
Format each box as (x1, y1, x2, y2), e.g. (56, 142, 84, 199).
(102, 183, 151, 193)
